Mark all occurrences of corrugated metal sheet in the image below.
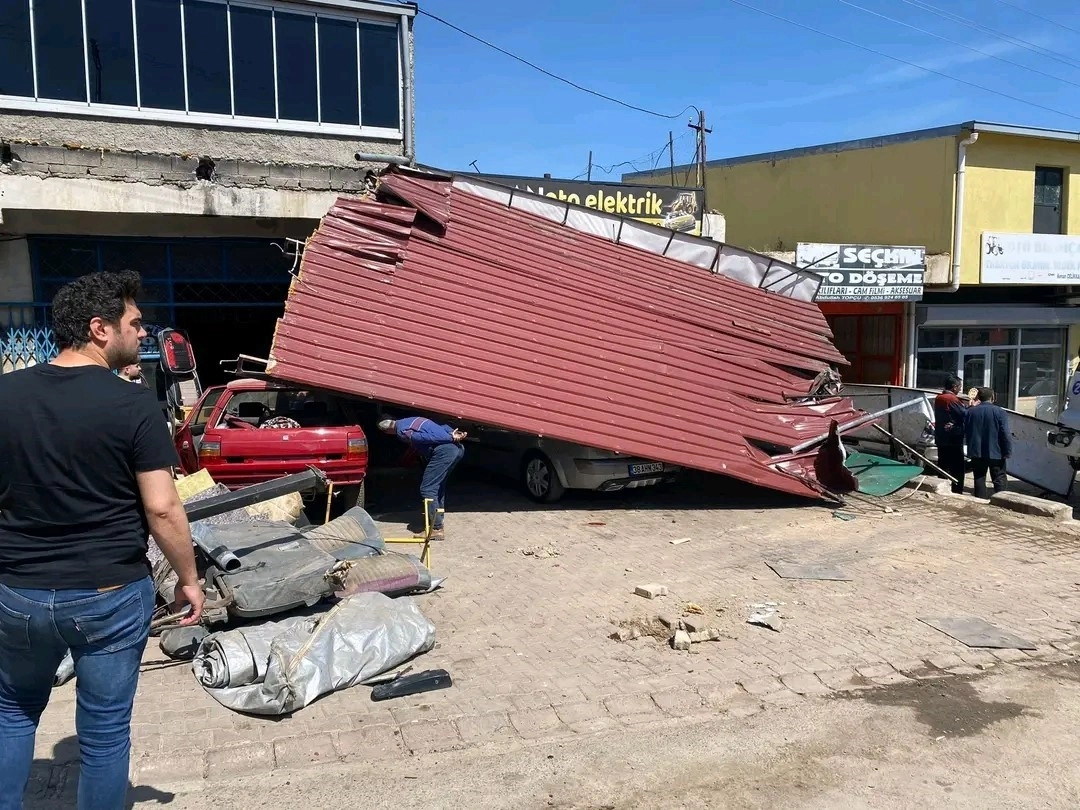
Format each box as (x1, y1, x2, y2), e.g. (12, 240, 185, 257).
(268, 169, 865, 498)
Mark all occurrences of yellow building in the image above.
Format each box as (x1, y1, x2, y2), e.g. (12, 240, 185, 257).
(625, 121, 1080, 420)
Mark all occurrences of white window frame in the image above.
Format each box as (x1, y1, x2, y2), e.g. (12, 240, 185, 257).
(0, 0, 405, 140)
(915, 326, 1068, 409)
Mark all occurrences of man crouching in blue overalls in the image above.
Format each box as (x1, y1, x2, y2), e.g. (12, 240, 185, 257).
(378, 416, 466, 540)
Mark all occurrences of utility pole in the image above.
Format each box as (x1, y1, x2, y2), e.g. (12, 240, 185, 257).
(587, 150, 593, 182)
(687, 110, 711, 190)
(668, 131, 675, 187)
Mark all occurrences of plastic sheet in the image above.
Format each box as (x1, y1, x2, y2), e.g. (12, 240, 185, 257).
(193, 592, 435, 715)
(53, 651, 75, 688)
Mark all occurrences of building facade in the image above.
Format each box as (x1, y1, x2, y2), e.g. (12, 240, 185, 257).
(626, 121, 1080, 421)
(0, 0, 415, 381)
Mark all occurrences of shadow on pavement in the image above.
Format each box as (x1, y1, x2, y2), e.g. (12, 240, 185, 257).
(362, 464, 823, 524)
(24, 736, 175, 809)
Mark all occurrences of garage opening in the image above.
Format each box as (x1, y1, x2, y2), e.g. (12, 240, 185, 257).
(27, 236, 291, 384)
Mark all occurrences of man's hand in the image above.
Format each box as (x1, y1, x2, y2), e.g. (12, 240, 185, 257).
(452, 429, 468, 442)
(173, 583, 205, 626)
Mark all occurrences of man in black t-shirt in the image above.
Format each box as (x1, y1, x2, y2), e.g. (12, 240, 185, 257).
(0, 271, 204, 810)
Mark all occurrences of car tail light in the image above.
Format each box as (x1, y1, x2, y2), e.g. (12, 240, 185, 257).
(157, 328, 197, 375)
(347, 436, 368, 456)
(199, 441, 221, 459)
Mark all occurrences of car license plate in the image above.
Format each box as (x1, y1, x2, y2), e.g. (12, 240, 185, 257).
(629, 462, 663, 476)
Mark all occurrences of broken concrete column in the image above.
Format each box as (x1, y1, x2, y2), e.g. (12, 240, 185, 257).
(681, 616, 710, 634)
(687, 629, 723, 643)
(634, 584, 668, 599)
(672, 630, 691, 651)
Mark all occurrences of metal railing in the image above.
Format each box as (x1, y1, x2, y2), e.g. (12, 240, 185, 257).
(0, 303, 56, 373)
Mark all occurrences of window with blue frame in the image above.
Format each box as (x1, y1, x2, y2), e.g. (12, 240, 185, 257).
(0, 0, 405, 134)
(28, 236, 293, 328)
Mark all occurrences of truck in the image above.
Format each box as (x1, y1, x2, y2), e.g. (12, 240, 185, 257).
(172, 378, 370, 509)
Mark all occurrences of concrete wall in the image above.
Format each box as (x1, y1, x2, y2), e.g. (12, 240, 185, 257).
(631, 136, 957, 255)
(2, 210, 318, 240)
(962, 132, 1080, 285)
(1, 171, 342, 225)
(0, 112, 400, 168)
(0, 239, 33, 300)
(2, 143, 374, 193)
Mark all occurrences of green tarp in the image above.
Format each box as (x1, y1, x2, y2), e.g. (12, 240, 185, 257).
(844, 452, 923, 497)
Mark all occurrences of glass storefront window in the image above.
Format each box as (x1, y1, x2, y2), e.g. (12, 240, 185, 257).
(916, 350, 958, 390)
(1018, 346, 1063, 421)
(962, 328, 1018, 347)
(918, 322, 1066, 411)
(918, 328, 958, 348)
(1021, 328, 1062, 346)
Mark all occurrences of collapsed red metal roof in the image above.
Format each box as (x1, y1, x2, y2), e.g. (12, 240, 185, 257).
(268, 168, 864, 498)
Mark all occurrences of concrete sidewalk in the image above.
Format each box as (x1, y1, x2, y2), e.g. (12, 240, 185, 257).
(24, 479, 1080, 803)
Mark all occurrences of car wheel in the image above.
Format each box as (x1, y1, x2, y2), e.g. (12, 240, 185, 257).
(338, 481, 366, 512)
(521, 452, 565, 503)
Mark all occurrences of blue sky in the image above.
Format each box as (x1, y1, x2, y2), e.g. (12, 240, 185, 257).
(413, 0, 1080, 180)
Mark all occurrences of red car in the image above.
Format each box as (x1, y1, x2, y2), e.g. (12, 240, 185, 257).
(174, 379, 369, 507)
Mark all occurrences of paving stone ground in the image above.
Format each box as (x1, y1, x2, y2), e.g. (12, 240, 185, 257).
(25, 472, 1080, 800)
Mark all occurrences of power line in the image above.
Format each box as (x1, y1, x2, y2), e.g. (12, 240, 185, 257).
(682, 138, 698, 187)
(722, 0, 1080, 122)
(834, 0, 1080, 91)
(589, 131, 694, 178)
(897, 0, 1080, 72)
(417, 9, 698, 120)
(989, 0, 1080, 37)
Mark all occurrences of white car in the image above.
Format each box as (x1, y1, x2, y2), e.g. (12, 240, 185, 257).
(464, 426, 679, 503)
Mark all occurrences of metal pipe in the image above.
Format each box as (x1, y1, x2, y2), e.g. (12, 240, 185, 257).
(183, 468, 327, 523)
(871, 424, 956, 483)
(195, 536, 242, 572)
(903, 301, 917, 387)
(947, 132, 979, 293)
(354, 152, 412, 166)
(399, 12, 415, 166)
(788, 398, 923, 454)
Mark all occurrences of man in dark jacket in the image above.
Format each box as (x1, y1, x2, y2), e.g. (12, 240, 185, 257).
(933, 374, 968, 494)
(379, 416, 467, 540)
(964, 387, 1013, 499)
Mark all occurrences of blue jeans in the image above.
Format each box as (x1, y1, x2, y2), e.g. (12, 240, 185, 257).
(420, 443, 464, 530)
(0, 577, 154, 810)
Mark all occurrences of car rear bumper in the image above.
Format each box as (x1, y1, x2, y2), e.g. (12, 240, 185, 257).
(202, 461, 367, 490)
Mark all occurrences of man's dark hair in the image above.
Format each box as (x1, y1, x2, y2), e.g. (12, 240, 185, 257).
(945, 374, 962, 390)
(51, 271, 142, 350)
(976, 387, 994, 402)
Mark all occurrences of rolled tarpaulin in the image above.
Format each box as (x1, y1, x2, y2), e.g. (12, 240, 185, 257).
(192, 592, 435, 715)
(194, 615, 314, 689)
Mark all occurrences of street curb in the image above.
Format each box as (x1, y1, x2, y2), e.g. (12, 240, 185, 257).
(914, 486, 1080, 529)
(989, 491, 1073, 522)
